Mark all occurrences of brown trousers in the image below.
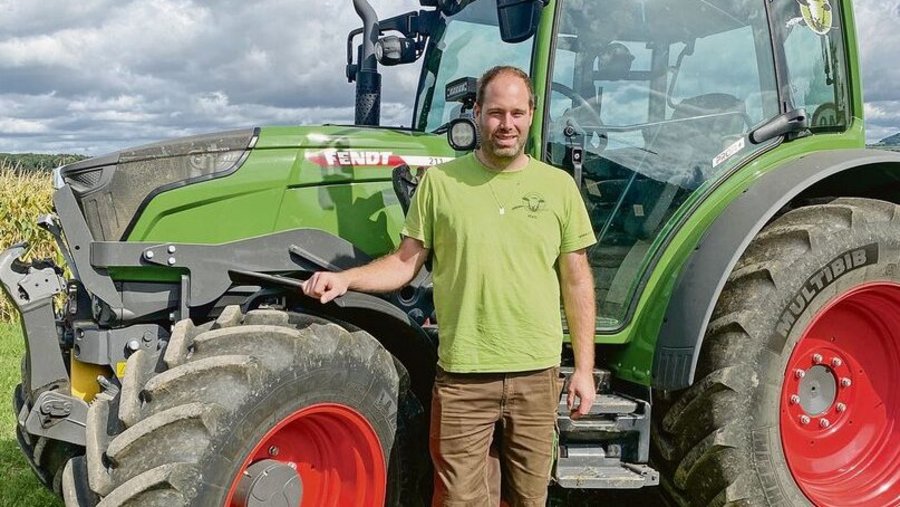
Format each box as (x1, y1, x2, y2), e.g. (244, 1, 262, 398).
(430, 366, 561, 507)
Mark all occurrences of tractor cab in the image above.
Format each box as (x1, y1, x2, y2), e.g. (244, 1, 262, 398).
(353, 0, 852, 329)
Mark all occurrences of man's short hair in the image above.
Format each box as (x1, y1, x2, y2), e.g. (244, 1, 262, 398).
(476, 65, 535, 110)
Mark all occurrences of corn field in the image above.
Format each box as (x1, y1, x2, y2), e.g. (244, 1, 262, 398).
(0, 164, 60, 322)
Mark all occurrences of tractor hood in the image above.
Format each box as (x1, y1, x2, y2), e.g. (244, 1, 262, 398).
(58, 125, 456, 242)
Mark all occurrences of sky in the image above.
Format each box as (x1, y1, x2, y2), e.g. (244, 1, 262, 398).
(0, 0, 897, 155)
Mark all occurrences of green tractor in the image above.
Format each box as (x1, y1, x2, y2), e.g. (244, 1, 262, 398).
(4, 0, 899, 505)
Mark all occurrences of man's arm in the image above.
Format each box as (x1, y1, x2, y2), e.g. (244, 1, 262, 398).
(302, 236, 429, 303)
(560, 248, 596, 418)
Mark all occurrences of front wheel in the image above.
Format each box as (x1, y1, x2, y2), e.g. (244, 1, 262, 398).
(654, 198, 900, 506)
(71, 307, 426, 506)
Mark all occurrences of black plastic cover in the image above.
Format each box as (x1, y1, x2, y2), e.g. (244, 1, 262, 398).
(60, 128, 258, 241)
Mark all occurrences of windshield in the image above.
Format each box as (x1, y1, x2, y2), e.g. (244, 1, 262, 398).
(413, 0, 534, 132)
(545, 0, 782, 328)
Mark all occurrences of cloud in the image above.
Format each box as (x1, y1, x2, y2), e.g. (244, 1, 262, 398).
(854, 0, 900, 142)
(0, 0, 897, 153)
(0, 0, 420, 154)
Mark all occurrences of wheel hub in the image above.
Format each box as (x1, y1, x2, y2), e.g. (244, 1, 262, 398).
(784, 349, 852, 427)
(234, 459, 303, 507)
(779, 282, 900, 506)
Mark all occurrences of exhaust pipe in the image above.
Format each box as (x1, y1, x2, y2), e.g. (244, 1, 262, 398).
(353, 0, 381, 126)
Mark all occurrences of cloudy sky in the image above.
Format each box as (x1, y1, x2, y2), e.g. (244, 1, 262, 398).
(0, 0, 897, 155)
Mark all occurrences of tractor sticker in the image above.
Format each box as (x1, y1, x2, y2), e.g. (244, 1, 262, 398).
(712, 137, 746, 168)
(797, 0, 833, 35)
(305, 150, 453, 168)
(773, 244, 878, 342)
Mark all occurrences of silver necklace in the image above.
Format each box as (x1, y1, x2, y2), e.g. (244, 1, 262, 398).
(476, 151, 507, 215)
(486, 178, 505, 215)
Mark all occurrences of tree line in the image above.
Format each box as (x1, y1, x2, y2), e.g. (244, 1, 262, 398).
(0, 153, 88, 172)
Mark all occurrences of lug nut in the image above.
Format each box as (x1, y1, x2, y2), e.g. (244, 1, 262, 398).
(795, 369, 806, 379)
(836, 402, 847, 413)
(144, 250, 154, 259)
(167, 245, 176, 254)
(268, 446, 279, 456)
(812, 353, 823, 364)
(841, 378, 852, 388)
(167, 257, 176, 266)
(832, 357, 843, 368)
(800, 415, 811, 425)
(790, 395, 801, 405)
(819, 419, 831, 428)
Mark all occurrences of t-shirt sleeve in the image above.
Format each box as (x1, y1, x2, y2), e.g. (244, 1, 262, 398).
(400, 168, 435, 248)
(560, 177, 597, 253)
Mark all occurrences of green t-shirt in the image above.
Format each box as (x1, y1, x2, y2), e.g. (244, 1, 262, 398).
(401, 153, 596, 373)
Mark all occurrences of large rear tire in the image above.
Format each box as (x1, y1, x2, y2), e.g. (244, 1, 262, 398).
(72, 307, 426, 506)
(653, 198, 900, 506)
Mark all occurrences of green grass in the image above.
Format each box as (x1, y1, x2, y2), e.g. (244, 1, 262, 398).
(0, 322, 63, 507)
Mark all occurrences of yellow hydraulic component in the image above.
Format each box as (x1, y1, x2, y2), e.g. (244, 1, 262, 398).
(70, 355, 112, 403)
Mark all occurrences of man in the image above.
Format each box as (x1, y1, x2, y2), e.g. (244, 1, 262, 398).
(303, 65, 597, 506)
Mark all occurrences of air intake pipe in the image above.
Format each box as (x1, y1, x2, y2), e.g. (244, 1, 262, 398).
(353, 0, 381, 126)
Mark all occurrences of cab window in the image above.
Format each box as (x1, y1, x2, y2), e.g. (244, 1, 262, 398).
(544, 0, 780, 328)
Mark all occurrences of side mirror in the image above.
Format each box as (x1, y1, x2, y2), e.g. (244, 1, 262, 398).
(497, 0, 545, 43)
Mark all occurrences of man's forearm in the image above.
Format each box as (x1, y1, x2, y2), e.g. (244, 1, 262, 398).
(560, 250, 596, 372)
(563, 279, 596, 371)
(343, 253, 420, 293)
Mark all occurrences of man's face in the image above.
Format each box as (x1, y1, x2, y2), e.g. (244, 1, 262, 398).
(474, 73, 534, 161)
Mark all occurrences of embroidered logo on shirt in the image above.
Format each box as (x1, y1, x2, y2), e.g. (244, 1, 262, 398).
(513, 192, 548, 218)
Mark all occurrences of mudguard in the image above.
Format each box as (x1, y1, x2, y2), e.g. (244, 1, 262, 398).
(653, 148, 900, 390)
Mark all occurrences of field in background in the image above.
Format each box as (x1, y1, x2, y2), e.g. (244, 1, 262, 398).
(0, 164, 61, 322)
(0, 322, 62, 507)
(0, 163, 63, 505)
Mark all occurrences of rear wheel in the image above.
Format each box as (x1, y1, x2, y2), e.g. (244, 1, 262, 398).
(653, 198, 900, 506)
(73, 307, 426, 506)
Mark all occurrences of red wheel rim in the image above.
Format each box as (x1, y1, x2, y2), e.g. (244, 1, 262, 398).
(225, 403, 386, 507)
(780, 282, 900, 506)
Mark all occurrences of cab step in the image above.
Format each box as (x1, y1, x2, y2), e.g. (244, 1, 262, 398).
(555, 443, 660, 489)
(553, 368, 659, 489)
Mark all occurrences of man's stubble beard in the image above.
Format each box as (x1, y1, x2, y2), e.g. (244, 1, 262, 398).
(481, 134, 527, 162)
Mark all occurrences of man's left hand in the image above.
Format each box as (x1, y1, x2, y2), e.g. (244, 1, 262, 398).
(567, 369, 596, 419)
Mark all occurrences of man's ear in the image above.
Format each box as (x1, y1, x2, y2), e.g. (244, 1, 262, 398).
(473, 103, 481, 119)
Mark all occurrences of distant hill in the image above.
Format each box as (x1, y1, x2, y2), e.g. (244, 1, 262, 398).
(877, 133, 900, 146)
(0, 153, 88, 172)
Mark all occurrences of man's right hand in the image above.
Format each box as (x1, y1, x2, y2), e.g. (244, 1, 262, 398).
(302, 272, 350, 303)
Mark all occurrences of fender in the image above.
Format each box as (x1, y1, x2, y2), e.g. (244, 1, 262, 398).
(653, 148, 900, 390)
(231, 270, 438, 405)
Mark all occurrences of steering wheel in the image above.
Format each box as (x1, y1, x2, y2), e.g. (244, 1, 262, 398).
(550, 82, 606, 138)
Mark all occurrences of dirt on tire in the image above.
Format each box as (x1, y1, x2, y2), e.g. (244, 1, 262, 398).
(652, 197, 900, 506)
(69, 307, 427, 506)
